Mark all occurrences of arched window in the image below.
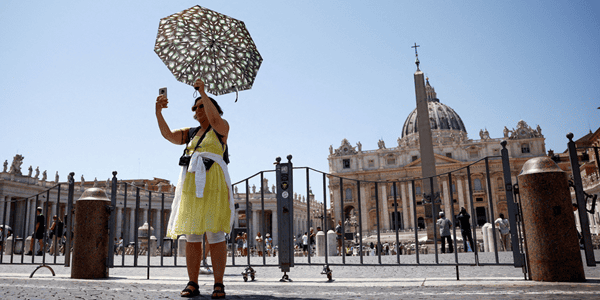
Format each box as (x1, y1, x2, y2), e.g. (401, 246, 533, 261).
(497, 177, 504, 190)
(521, 143, 530, 153)
(345, 188, 352, 201)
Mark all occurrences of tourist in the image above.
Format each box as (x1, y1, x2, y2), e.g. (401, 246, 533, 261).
(48, 215, 63, 255)
(242, 232, 248, 257)
(494, 213, 510, 251)
(302, 232, 309, 256)
(116, 236, 123, 255)
(265, 233, 272, 256)
(235, 232, 244, 256)
(335, 221, 343, 255)
(457, 207, 474, 252)
(26, 207, 45, 256)
(309, 227, 315, 252)
(255, 232, 264, 257)
(437, 212, 453, 253)
(157, 78, 232, 299)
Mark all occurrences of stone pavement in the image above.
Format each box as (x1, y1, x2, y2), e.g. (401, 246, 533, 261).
(1, 251, 599, 299)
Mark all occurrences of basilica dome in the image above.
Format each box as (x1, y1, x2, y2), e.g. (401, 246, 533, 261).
(401, 79, 467, 138)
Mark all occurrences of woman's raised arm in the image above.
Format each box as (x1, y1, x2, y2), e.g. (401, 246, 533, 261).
(156, 94, 188, 145)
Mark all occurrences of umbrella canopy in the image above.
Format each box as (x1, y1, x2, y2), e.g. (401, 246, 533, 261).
(154, 5, 263, 97)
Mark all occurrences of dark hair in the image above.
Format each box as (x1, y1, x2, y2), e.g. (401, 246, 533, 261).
(499, 213, 505, 219)
(194, 96, 223, 116)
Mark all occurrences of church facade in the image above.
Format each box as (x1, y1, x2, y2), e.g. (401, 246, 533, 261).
(327, 79, 547, 232)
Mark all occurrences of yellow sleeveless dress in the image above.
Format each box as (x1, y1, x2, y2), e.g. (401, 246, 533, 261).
(167, 129, 231, 237)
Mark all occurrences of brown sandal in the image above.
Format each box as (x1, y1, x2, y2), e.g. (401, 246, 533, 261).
(211, 283, 225, 299)
(181, 281, 200, 298)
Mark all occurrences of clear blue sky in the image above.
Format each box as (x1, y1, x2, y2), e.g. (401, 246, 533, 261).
(1, 1, 598, 195)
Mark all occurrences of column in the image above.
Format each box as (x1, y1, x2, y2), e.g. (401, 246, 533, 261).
(360, 184, 368, 235)
(252, 210, 259, 247)
(272, 210, 278, 246)
(129, 208, 135, 241)
(401, 183, 409, 230)
(489, 174, 498, 218)
(442, 179, 451, 218)
(332, 181, 341, 224)
(115, 207, 123, 238)
(0, 195, 5, 224)
(381, 184, 390, 230)
(142, 208, 148, 224)
(457, 178, 466, 212)
(408, 183, 415, 228)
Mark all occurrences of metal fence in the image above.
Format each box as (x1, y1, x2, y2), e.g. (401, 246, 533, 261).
(2, 144, 532, 281)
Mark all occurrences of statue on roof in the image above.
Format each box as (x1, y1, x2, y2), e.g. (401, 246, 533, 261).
(8, 154, 24, 175)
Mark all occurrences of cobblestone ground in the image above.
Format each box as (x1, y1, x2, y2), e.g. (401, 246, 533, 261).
(1, 251, 599, 299)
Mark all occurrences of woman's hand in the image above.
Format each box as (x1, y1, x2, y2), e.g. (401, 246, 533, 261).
(156, 95, 168, 113)
(193, 78, 206, 92)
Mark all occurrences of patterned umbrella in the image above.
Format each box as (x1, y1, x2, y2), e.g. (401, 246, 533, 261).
(154, 6, 262, 98)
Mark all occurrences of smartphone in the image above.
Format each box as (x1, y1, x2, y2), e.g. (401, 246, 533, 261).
(159, 87, 167, 98)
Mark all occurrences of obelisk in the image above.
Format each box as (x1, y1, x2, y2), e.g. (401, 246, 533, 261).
(412, 43, 439, 240)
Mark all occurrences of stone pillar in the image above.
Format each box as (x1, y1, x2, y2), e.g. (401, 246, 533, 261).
(457, 178, 466, 212)
(408, 183, 415, 229)
(178, 236, 187, 257)
(71, 188, 111, 279)
(489, 174, 498, 217)
(316, 230, 326, 256)
(360, 184, 368, 234)
(326, 230, 337, 256)
(142, 208, 148, 224)
(115, 207, 123, 239)
(252, 210, 259, 247)
(381, 184, 390, 230)
(149, 236, 157, 256)
(442, 179, 451, 219)
(518, 157, 585, 282)
(332, 182, 341, 224)
(401, 183, 409, 230)
(5, 236, 13, 255)
(129, 209, 135, 243)
(272, 210, 278, 246)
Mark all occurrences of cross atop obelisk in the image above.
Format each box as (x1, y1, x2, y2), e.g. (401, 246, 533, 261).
(412, 43, 420, 71)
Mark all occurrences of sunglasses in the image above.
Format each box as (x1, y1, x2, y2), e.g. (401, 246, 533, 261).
(192, 104, 204, 111)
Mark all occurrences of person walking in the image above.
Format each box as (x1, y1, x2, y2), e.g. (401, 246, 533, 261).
(158, 78, 232, 299)
(255, 232, 264, 257)
(48, 215, 63, 255)
(495, 213, 510, 251)
(457, 207, 474, 252)
(302, 232, 309, 256)
(26, 207, 45, 256)
(335, 221, 343, 256)
(436, 212, 453, 253)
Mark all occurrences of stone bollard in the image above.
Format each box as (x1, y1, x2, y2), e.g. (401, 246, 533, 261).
(481, 223, 491, 252)
(5, 236, 13, 255)
(24, 236, 32, 254)
(71, 188, 111, 279)
(163, 238, 173, 256)
(178, 236, 187, 257)
(518, 156, 585, 282)
(149, 236, 157, 256)
(316, 231, 325, 256)
(326, 230, 337, 256)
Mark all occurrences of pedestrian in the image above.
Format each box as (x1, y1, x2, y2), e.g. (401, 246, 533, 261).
(26, 207, 45, 256)
(158, 78, 232, 299)
(335, 221, 343, 256)
(302, 232, 309, 256)
(235, 232, 244, 256)
(116, 236, 124, 255)
(457, 207, 474, 252)
(265, 233, 272, 256)
(494, 213, 510, 251)
(255, 232, 264, 257)
(309, 227, 316, 251)
(436, 211, 453, 253)
(48, 215, 63, 255)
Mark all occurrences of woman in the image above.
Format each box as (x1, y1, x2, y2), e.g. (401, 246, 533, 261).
(48, 215, 63, 255)
(156, 78, 233, 299)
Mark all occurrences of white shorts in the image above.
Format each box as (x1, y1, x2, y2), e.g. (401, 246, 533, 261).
(186, 231, 226, 244)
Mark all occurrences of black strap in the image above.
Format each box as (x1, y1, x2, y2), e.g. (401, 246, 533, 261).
(184, 125, 229, 165)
